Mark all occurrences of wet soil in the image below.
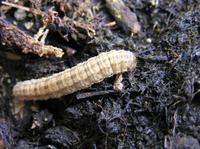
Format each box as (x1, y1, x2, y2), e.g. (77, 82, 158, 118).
(0, 0, 200, 148)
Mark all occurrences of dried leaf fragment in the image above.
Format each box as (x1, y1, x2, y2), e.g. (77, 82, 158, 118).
(0, 18, 64, 58)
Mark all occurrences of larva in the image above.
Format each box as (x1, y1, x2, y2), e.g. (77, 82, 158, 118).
(13, 50, 137, 100)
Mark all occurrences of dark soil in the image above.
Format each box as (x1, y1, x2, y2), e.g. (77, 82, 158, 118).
(0, 0, 200, 148)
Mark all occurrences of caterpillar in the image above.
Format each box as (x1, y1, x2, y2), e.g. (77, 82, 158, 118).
(13, 50, 137, 100)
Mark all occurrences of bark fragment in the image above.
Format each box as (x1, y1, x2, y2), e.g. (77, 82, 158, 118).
(0, 18, 64, 58)
(105, 0, 141, 34)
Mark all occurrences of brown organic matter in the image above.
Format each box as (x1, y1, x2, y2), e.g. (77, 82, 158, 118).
(105, 0, 141, 34)
(0, 18, 64, 58)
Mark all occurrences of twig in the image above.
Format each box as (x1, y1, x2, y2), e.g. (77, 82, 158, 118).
(105, 0, 141, 35)
(0, 18, 64, 58)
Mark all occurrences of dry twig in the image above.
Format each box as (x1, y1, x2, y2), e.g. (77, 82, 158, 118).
(105, 0, 141, 35)
(0, 18, 64, 58)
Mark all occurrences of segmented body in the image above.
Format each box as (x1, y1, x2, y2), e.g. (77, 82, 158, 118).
(13, 50, 137, 100)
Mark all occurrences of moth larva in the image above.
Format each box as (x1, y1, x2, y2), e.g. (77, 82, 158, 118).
(13, 50, 137, 100)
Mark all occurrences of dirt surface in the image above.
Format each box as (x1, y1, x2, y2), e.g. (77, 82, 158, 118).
(0, 0, 200, 148)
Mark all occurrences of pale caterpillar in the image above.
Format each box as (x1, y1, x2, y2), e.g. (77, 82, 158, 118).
(13, 50, 137, 100)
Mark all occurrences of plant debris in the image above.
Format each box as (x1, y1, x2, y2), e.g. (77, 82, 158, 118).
(105, 0, 141, 34)
(0, 18, 64, 58)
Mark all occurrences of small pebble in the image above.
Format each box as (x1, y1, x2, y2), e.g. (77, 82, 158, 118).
(146, 38, 152, 43)
(24, 22, 34, 30)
